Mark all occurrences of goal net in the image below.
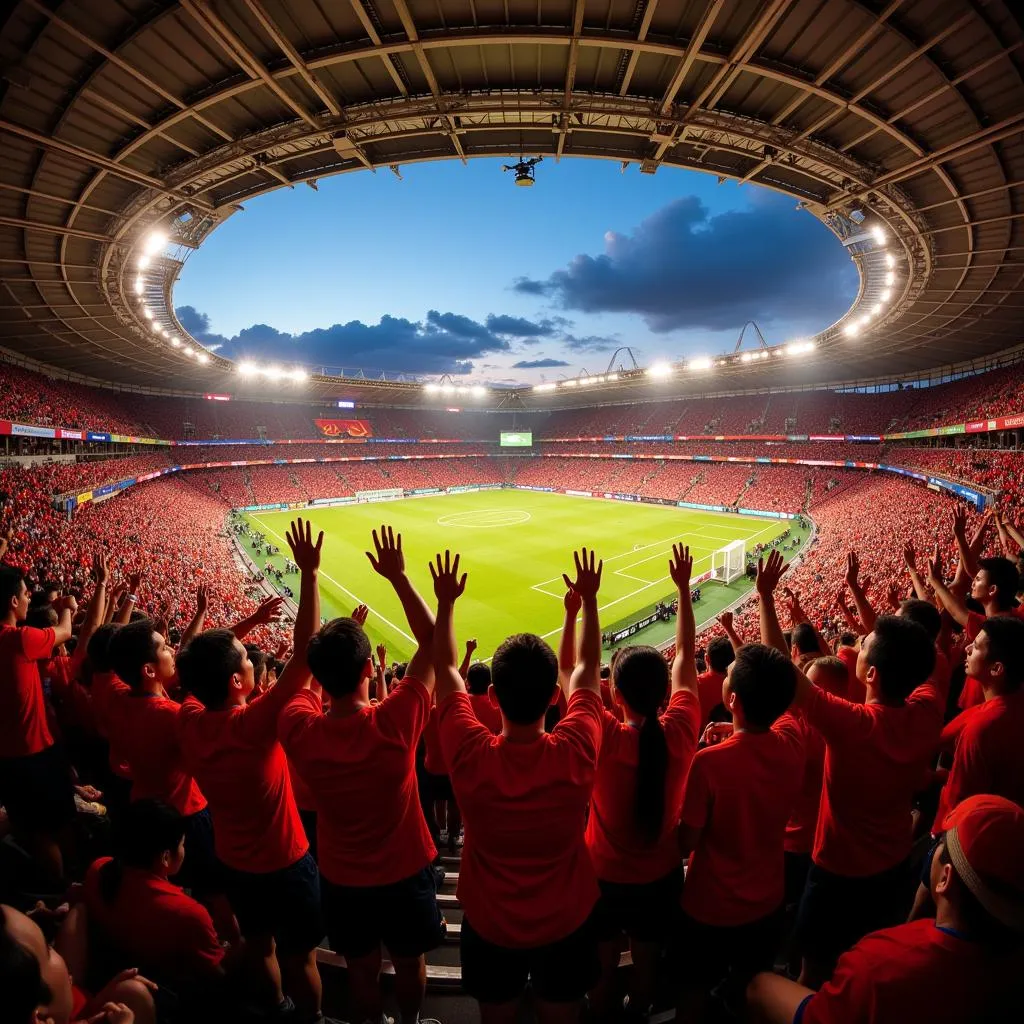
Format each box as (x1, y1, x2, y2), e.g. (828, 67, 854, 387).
(711, 539, 746, 584)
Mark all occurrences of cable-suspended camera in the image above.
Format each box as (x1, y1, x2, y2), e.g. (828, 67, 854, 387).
(502, 156, 543, 187)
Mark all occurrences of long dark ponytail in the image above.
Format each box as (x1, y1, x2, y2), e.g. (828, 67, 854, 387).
(99, 799, 186, 903)
(613, 645, 670, 845)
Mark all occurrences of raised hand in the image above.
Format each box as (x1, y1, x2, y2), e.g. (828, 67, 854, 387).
(756, 549, 787, 597)
(927, 543, 944, 584)
(902, 541, 916, 569)
(668, 543, 693, 590)
(376, 642, 387, 668)
(366, 524, 405, 581)
(127, 570, 144, 593)
(251, 595, 284, 625)
(887, 583, 902, 611)
(55, 594, 78, 615)
(195, 584, 209, 616)
(717, 610, 733, 631)
(86, 1004, 134, 1024)
(430, 550, 467, 602)
(465, 637, 478, 656)
(844, 551, 860, 589)
(562, 546, 603, 602)
(351, 604, 369, 626)
(91, 550, 109, 585)
(951, 504, 968, 539)
(563, 585, 582, 617)
(286, 518, 323, 574)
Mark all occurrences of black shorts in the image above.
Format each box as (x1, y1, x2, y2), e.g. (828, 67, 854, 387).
(298, 808, 318, 864)
(173, 807, 220, 896)
(784, 851, 813, 910)
(460, 909, 600, 1005)
(0, 745, 76, 833)
(674, 907, 783, 988)
(422, 770, 454, 802)
(220, 851, 323, 955)
(795, 858, 912, 966)
(595, 867, 683, 943)
(321, 865, 444, 960)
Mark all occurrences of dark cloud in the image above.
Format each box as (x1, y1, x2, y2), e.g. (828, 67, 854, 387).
(513, 193, 857, 333)
(512, 357, 570, 368)
(562, 334, 618, 352)
(485, 314, 556, 337)
(176, 306, 518, 375)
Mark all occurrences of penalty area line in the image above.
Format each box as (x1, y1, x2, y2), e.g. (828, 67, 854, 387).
(249, 515, 416, 646)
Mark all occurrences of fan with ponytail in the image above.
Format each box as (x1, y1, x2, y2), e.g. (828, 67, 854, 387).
(613, 646, 670, 846)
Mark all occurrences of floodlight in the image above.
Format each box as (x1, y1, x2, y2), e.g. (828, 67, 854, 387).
(143, 229, 168, 255)
(197, 352, 210, 364)
(441, 384, 455, 395)
(183, 348, 195, 358)
(885, 272, 895, 286)
(263, 365, 284, 381)
(289, 368, 307, 382)
(424, 383, 441, 394)
(759, 351, 770, 360)
(134, 278, 144, 295)
(171, 338, 182, 347)
(741, 352, 754, 363)
(880, 288, 892, 301)
(688, 358, 712, 372)
(142, 307, 153, 319)
(606, 373, 619, 381)
(471, 385, 486, 397)
(137, 255, 150, 271)
(870, 225, 886, 244)
(885, 253, 895, 268)
(239, 362, 258, 376)
(844, 323, 860, 337)
(648, 362, 673, 378)
(873, 303, 883, 315)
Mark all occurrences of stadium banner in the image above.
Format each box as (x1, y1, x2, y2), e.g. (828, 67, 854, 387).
(56, 428, 84, 440)
(639, 495, 678, 507)
(310, 496, 356, 507)
(678, 501, 729, 512)
(11, 423, 56, 438)
(564, 490, 593, 497)
(355, 487, 403, 504)
(603, 492, 639, 502)
(515, 485, 556, 492)
(314, 418, 373, 438)
(408, 487, 442, 495)
(625, 435, 675, 442)
(609, 611, 661, 645)
(86, 431, 111, 442)
(737, 508, 798, 519)
(500, 431, 533, 447)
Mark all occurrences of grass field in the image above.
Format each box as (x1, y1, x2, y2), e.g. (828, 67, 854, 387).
(242, 490, 796, 661)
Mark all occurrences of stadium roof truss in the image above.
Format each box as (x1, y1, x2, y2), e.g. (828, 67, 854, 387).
(0, 0, 1021, 406)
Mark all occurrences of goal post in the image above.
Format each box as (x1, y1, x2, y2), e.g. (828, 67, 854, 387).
(711, 539, 746, 584)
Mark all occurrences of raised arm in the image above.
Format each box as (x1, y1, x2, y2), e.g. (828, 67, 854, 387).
(717, 610, 745, 653)
(562, 547, 603, 695)
(557, 587, 582, 694)
(265, 518, 322, 709)
(459, 638, 477, 680)
(757, 550, 789, 657)
(993, 509, 1019, 558)
(834, 588, 864, 634)
(114, 570, 143, 625)
(902, 541, 933, 603)
(668, 543, 698, 697)
(430, 550, 468, 704)
(76, 551, 109, 654)
(951, 505, 981, 584)
(374, 642, 388, 703)
(367, 524, 435, 686)
(51, 595, 76, 647)
(785, 587, 831, 657)
(927, 545, 970, 626)
(844, 551, 877, 633)
(179, 584, 209, 649)
(230, 595, 284, 641)
(1001, 513, 1024, 554)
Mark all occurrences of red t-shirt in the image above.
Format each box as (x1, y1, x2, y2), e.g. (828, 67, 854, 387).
(0, 624, 55, 757)
(785, 717, 825, 856)
(798, 919, 1024, 1024)
(933, 689, 1024, 830)
(803, 681, 943, 877)
(439, 688, 603, 947)
(696, 669, 726, 726)
(836, 645, 862, 703)
(104, 693, 206, 816)
(83, 858, 224, 982)
(680, 713, 805, 926)
(423, 702, 447, 775)
(586, 689, 700, 884)
(469, 691, 503, 734)
(91, 671, 133, 779)
(278, 682, 436, 887)
(960, 612, 990, 710)
(178, 693, 307, 874)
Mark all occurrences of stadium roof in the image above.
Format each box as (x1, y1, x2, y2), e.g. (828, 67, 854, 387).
(1, 0, 1022, 406)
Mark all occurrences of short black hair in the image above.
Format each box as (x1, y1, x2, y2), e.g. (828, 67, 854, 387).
(394, 662, 407, 680)
(978, 557, 1020, 610)
(100, 800, 186, 904)
(865, 615, 936, 701)
(706, 636, 735, 674)
(838, 632, 857, 648)
(108, 618, 159, 689)
(491, 633, 558, 724)
(791, 622, 820, 656)
(0, 564, 24, 612)
(245, 644, 267, 687)
(466, 662, 491, 696)
(0, 905, 52, 1022)
(24, 605, 57, 630)
(729, 643, 796, 730)
(899, 598, 942, 642)
(977, 615, 1024, 689)
(176, 628, 243, 708)
(86, 623, 120, 673)
(306, 618, 371, 698)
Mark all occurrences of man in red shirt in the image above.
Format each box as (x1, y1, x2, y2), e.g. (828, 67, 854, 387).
(676, 551, 804, 1024)
(748, 794, 1024, 1024)
(0, 564, 77, 883)
(279, 524, 444, 1024)
(176, 518, 327, 1024)
(433, 546, 605, 1020)
(793, 606, 941, 987)
(696, 634, 734, 728)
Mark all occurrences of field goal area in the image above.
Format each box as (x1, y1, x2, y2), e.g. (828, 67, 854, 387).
(711, 539, 747, 584)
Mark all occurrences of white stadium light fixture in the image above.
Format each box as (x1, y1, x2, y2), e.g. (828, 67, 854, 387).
(134, 278, 144, 295)
(885, 253, 895, 269)
(873, 303, 883, 315)
(143, 229, 169, 255)
(881, 288, 892, 301)
(759, 351, 770, 360)
(741, 352, 754, 363)
(424, 383, 441, 394)
(171, 338, 182, 347)
(885, 272, 895, 286)
(289, 368, 307, 382)
(871, 225, 886, 244)
(688, 357, 712, 371)
(562, 378, 578, 387)
(142, 307, 153, 319)
(197, 352, 210, 364)
(606, 372, 619, 381)
(844, 323, 860, 337)
(137, 255, 150, 271)
(441, 384, 455, 395)
(648, 362, 673, 378)
(471, 385, 486, 398)
(183, 348, 195, 358)
(264, 365, 284, 382)
(239, 362, 258, 376)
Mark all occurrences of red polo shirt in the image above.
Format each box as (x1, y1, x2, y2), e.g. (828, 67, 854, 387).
(0, 624, 55, 757)
(586, 689, 700, 884)
(439, 688, 603, 948)
(279, 681, 436, 887)
(680, 713, 805, 926)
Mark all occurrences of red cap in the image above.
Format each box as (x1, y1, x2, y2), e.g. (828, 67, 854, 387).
(942, 794, 1024, 931)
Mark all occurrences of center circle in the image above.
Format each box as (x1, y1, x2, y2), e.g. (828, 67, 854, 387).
(436, 509, 532, 529)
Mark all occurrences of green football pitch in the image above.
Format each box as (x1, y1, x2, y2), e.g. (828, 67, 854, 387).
(242, 490, 797, 662)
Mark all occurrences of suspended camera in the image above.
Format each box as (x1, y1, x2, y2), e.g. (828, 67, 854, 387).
(502, 156, 542, 187)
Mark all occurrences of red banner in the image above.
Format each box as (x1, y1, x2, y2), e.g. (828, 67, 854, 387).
(314, 418, 373, 438)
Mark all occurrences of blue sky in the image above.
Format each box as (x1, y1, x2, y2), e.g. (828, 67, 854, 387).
(175, 158, 857, 383)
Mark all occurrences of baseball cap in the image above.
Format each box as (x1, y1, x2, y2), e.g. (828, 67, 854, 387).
(942, 794, 1024, 931)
